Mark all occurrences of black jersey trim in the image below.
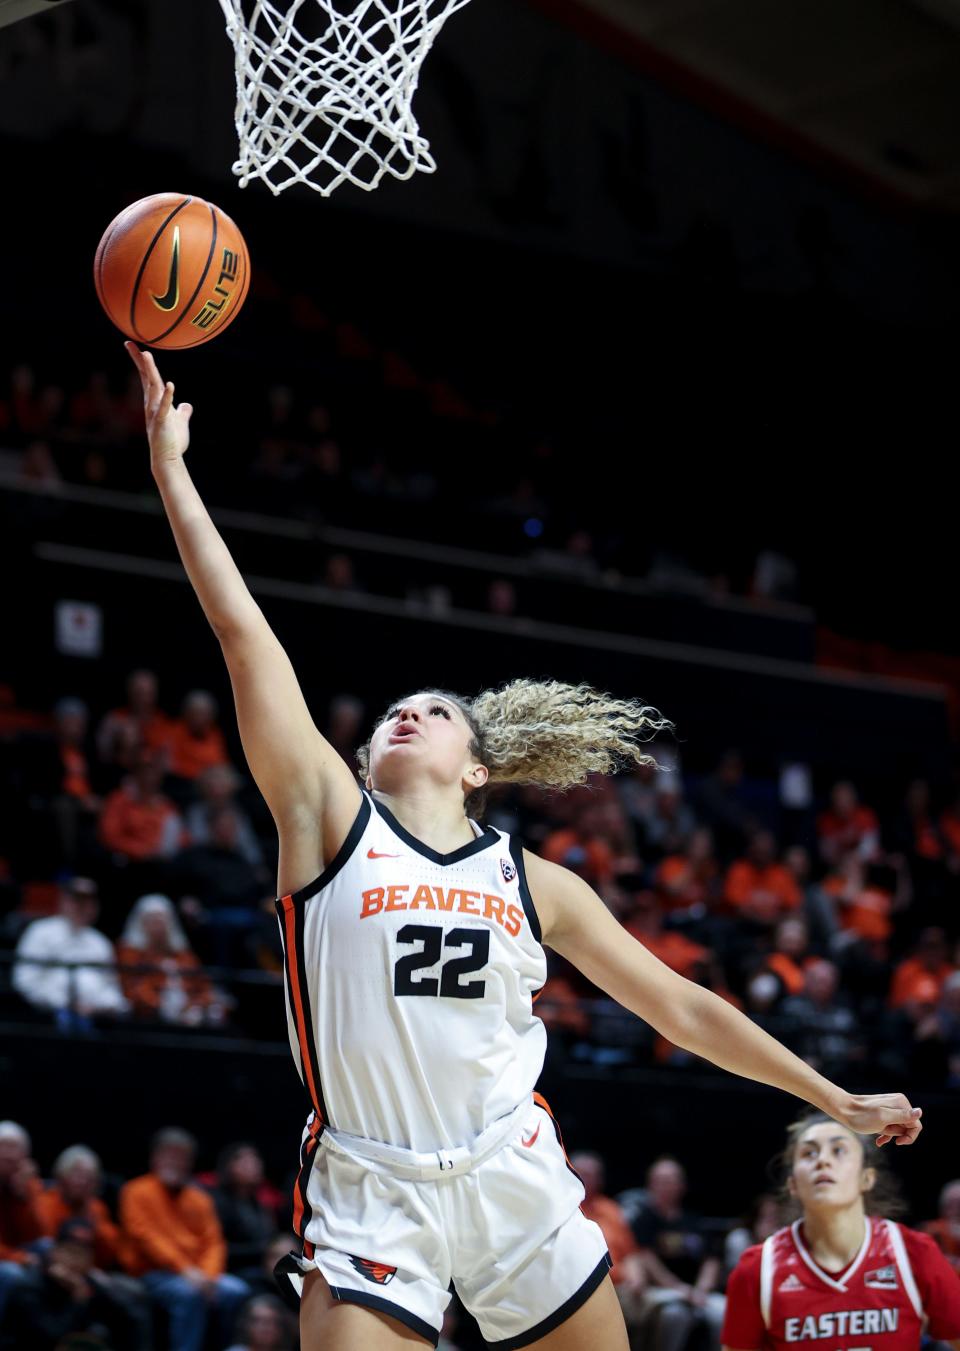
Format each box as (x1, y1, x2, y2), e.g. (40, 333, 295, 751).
(273, 1251, 306, 1313)
(486, 1252, 612, 1349)
(294, 1116, 323, 1243)
(328, 1285, 439, 1345)
(281, 789, 370, 905)
(371, 795, 499, 866)
(508, 838, 542, 943)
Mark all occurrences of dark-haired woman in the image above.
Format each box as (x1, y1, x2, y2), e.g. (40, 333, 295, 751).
(723, 1113, 960, 1351)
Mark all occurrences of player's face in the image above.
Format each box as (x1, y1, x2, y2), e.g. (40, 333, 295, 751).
(789, 1122, 874, 1214)
(368, 693, 487, 798)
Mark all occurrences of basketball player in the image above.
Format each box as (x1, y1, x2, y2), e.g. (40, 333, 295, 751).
(127, 341, 924, 1351)
(723, 1112, 960, 1351)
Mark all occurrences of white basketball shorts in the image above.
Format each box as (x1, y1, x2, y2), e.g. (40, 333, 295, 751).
(275, 1095, 611, 1348)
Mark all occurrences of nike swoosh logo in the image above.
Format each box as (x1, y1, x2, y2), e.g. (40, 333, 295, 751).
(521, 1124, 541, 1149)
(367, 848, 401, 859)
(150, 226, 181, 312)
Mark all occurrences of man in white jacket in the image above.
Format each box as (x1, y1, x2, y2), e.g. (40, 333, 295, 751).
(12, 878, 129, 1030)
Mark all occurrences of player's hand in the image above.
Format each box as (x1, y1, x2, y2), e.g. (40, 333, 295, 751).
(125, 341, 193, 469)
(839, 1093, 922, 1147)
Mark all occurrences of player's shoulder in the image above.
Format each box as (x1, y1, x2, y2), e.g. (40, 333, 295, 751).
(893, 1221, 950, 1265)
(734, 1242, 765, 1271)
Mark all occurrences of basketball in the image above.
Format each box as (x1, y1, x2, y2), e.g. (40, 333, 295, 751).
(94, 193, 250, 350)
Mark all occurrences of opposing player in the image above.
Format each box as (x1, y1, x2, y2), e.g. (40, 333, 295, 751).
(723, 1113, 960, 1351)
(128, 340, 925, 1351)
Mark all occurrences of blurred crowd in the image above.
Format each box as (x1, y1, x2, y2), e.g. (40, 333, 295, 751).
(3, 1115, 959, 1351)
(0, 356, 799, 608)
(1, 664, 960, 1088)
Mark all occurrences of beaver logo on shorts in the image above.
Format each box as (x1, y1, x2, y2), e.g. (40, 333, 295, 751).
(500, 858, 517, 884)
(349, 1255, 397, 1285)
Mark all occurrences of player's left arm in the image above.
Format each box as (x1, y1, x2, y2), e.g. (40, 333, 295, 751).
(528, 851, 922, 1146)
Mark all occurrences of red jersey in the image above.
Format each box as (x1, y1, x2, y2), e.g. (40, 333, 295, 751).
(723, 1218, 960, 1351)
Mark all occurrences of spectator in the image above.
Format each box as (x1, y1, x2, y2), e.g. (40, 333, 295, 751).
(889, 927, 954, 1010)
(96, 668, 173, 766)
(785, 844, 838, 948)
(641, 779, 696, 857)
(762, 917, 815, 999)
(723, 1192, 782, 1273)
(185, 764, 265, 871)
(12, 877, 129, 1030)
(629, 1156, 724, 1351)
(226, 1292, 297, 1351)
(167, 690, 230, 782)
(2, 1218, 140, 1351)
(910, 970, 960, 1087)
(116, 894, 221, 1026)
(37, 1145, 121, 1270)
(0, 1121, 44, 1316)
(120, 1127, 249, 1351)
(323, 552, 360, 592)
(725, 831, 801, 924)
(623, 891, 710, 979)
(19, 696, 101, 866)
(240, 1232, 300, 1300)
(323, 694, 366, 770)
(895, 779, 944, 863)
(654, 827, 718, 917)
(568, 1151, 642, 1291)
(487, 577, 517, 617)
(820, 855, 900, 949)
(174, 806, 267, 964)
(692, 750, 756, 861)
(924, 1179, 960, 1273)
(817, 781, 880, 866)
(780, 959, 863, 1078)
(99, 748, 184, 863)
(542, 800, 622, 887)
(210, 1143, 281, 1279)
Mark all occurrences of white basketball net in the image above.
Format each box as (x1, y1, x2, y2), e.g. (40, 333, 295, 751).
(217, 0, 472, 196)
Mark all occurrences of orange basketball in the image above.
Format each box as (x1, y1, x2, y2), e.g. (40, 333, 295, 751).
(94, 193, 251, 350)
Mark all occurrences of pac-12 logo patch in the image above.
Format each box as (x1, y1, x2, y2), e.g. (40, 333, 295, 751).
(349, 1255, 397, 1285)
(864, 1265, 898, 1290)
(500, 858, 517, 884)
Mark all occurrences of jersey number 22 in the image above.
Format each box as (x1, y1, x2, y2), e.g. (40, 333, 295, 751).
(393, 924, 489, 1000)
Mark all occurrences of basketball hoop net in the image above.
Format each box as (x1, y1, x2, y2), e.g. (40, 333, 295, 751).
(217, 0, 472, 196)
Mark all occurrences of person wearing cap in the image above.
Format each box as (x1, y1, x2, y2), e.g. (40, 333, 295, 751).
(2, 1216, 140, 1350)
(11, 878, 130, 1031)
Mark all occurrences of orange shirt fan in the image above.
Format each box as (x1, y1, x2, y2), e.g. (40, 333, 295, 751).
(94, 194, 251, 350)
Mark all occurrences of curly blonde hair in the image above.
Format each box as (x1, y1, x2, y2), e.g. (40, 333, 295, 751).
(357, 679, 672, 816)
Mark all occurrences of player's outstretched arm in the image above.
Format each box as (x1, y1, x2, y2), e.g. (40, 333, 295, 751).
(127, 343, 360, 864)
(529, 851, 923, 1148)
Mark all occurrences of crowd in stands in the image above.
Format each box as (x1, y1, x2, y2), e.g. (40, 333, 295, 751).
(3, 1113, 960, 1351)
(0, 354, 801, 609)
(1, 663, 960, 1085)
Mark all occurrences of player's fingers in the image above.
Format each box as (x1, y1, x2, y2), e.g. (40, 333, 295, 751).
(161, 382, 175, 416)
(179, 403, 193, 423)
(143, 349, 166, 402)
(876, 1134, 892, 1147)
(124, 340, 145, 374)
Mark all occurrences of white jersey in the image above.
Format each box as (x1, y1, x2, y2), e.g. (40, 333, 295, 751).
(276, 790, 548, 1154)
